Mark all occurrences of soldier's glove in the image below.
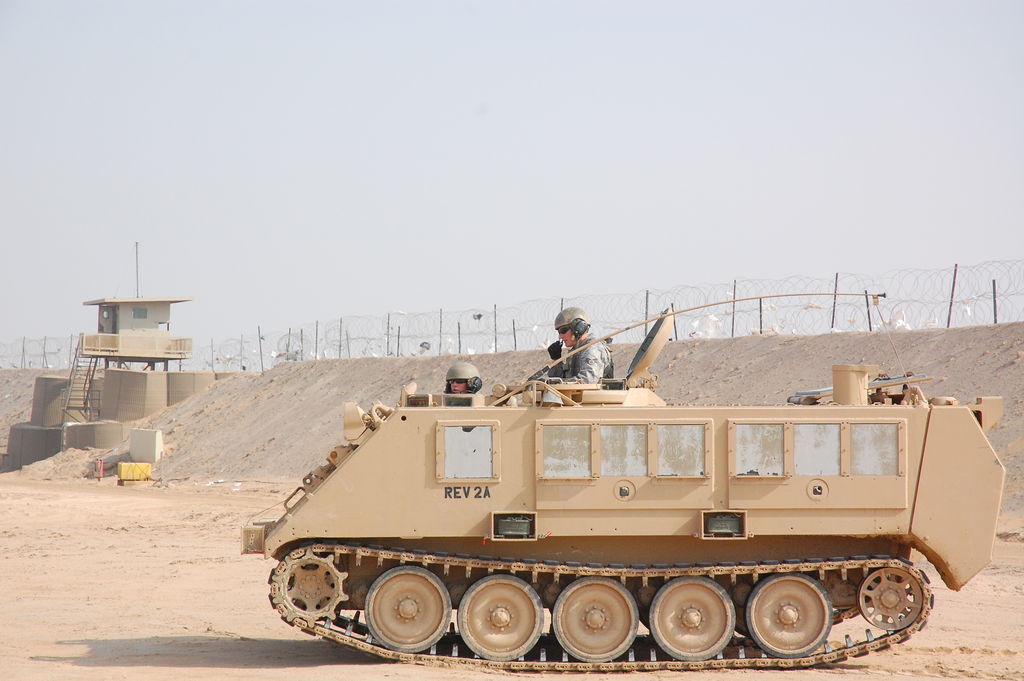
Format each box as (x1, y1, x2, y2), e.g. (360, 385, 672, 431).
(547, 341, 562, 360)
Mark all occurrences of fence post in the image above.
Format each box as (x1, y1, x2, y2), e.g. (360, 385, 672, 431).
(645, 289, 650, 336)
(258, 326, 265, 373)
(758, 298, 763, 335)
(671, 302, 678, 340)
(346, 329, 351, 359)
(512, 319, 518, 350)
(397, 326, 401, 357)
(992, 279, 998, 324)
(300, 329, 304, 360)
(827, 274, 835, 331)
(864, 290, 872, 331)
(731, 281, 737, 338)
(946, 263, 958, 328)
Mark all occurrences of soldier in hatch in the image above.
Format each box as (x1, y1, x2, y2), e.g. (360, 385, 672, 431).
(546, 307, 613, 383)
(444, 361, 483, 394)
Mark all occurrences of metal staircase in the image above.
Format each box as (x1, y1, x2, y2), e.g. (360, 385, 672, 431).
(63, 334, 102, 423)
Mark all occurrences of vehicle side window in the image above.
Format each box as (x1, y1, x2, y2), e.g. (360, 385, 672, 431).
(442, 425, 494, 479)
(794, 423, 841, 476)
(657, 424, 706, 476)
(851, 423, 899, 475)
(735, 424, 784, 476)
(600, 424, 646, 476)
(542, 425, 591, 477)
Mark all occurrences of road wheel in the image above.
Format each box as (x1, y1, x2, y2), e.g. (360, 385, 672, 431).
(746, 573, 832, 658)
(365, 565, 451, 653)
(457, 574, 544, 661)
(649, 576, 735, 661)
(552, 576, 638, 662)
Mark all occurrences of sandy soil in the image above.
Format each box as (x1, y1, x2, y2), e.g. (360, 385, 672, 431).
(0, 477, 1021, 681)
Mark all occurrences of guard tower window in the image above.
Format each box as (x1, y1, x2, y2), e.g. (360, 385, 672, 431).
(132, 307, 148, 319)
(541, 425, 591, 478)
(735, 424, 784, 476)
(851, 423, 899, 475)
(657, 424, 706, 476)
(794, 423, 841, 476)
(600, 425, 646, 476)
(442, 425, 494, 479)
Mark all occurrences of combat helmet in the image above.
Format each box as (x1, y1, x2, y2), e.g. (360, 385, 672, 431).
(554, 306, 591, 337)
(445, 361, 482, 393)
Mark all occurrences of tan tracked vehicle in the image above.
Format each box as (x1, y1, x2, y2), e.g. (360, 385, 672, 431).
(242, 302, 1006, 671)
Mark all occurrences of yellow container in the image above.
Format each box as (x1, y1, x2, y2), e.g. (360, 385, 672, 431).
(117, 462, 152, 481)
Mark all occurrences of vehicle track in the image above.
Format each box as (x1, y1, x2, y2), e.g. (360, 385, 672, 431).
(268, 543, 932, 670)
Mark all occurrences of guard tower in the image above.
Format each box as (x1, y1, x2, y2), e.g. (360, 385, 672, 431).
(63, 297, 194, 423)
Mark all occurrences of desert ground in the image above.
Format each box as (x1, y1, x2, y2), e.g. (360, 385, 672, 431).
(2, 322, 1023, 679)
(1, 478, 1021, 681)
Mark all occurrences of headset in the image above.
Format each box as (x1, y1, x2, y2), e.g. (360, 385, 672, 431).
(570, 317, 590, 338)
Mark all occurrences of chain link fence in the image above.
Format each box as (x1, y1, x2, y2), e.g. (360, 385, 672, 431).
(4, 261, 1022, 371)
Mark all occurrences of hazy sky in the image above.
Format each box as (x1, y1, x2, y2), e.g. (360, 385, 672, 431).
(2, 0, 1021, 341)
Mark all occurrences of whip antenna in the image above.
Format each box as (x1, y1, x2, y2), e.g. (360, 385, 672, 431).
(870, 294, 908, 378)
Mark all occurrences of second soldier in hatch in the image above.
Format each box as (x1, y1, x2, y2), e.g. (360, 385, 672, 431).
(547, 307, 613, 383)
(445, 361, 483, 394)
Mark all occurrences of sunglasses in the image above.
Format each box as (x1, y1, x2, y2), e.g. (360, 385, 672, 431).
(556, 325, 572, 335)
(450, 378, 468, 384)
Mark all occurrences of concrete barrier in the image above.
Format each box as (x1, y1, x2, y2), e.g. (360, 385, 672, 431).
(130, 428, 164, 464)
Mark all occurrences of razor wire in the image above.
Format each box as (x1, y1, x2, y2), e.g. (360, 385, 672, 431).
(4, 260, 1022, 371)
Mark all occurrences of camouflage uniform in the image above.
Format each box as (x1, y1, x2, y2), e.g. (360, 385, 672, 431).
(549, 339, 613, 384)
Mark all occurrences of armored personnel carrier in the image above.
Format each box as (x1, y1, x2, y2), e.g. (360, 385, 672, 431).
(242, 307, 1005, 670)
